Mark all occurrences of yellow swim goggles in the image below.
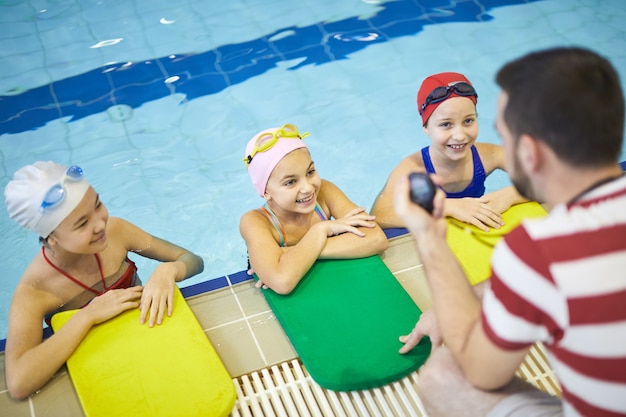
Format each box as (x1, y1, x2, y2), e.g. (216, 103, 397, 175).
(243, 123, 310, 167)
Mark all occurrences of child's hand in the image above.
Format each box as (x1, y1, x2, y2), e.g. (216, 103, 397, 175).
(323, 207, 376, 237)
(83, 287, 142, 325)
(483, 194, 514, 216)
(248, 267, 268, 289)
(445, 197, 504, 231)
(140, 263, 178, 327)
(253, 271, 270, 290)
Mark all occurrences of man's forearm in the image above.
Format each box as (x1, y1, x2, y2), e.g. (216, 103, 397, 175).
(416, 233, 483, 353)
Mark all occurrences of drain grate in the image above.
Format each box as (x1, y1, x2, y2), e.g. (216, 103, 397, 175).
(231, 359, 426, 417)
(231, 344, 559, 417)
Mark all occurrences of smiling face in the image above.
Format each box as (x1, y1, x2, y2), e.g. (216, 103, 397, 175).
(48, 187, 110, 254)
(264, 148, 321, 215)
(423, 96, 479, 162)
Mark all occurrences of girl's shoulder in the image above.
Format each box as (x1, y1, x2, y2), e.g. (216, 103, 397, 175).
(106, 216, 130, 232)
(239, 206, 273, 231)
(318, 178, 349, 200)
(241, 203, 273, 218)
(406, 150, 427, 167)
(105, 217, 136, 243)
(319, 178, 337, 190)
(391, 151, 426, 178)
(317, 178, 357, 218)
(474, 142, 505, 171)
(21, 250, 50, 286)
(316, 178, 340, 206)
(241, 206, 267, 220)
(474, 142, 503, 153)
(105, 217, 152, 254)
(19, 251, 74, 308)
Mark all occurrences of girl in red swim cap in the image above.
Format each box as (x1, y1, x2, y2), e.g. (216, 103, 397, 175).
(372, 72, 526, 232)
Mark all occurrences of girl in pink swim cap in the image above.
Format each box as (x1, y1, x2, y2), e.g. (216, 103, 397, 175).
(240, 123, 388, 294)
(372, 72, 527, 232)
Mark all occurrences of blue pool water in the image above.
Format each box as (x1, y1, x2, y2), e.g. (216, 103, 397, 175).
(1, 0, 626, 342)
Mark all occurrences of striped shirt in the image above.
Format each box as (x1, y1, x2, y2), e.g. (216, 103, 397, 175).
(482, 175, 626, 417)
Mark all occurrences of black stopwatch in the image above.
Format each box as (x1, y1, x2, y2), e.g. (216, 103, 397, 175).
(408, 172, 436, 213)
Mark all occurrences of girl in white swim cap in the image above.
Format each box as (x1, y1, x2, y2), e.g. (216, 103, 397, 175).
(3, 161, 204, 399)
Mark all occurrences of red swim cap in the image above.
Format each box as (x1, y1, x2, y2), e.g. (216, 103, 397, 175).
(417, 72, 477, 126)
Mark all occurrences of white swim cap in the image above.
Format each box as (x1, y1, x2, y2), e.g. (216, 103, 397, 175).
(4, 161, 91, 237)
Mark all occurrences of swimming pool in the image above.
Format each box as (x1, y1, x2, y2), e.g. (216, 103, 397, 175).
(1, 0, 625, 342)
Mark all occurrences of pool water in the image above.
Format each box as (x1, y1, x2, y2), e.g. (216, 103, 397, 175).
(1, 0, 626, 342)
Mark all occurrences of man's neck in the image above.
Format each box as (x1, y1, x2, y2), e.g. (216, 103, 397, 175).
(542, 163, 623, 207)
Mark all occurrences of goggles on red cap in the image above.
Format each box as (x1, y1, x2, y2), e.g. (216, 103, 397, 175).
(419, 82, 478, 116)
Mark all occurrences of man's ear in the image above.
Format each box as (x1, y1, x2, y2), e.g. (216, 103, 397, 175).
(517, 134, 542, 175)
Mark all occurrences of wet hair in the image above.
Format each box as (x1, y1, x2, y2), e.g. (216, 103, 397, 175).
(496, 47, 624, 168)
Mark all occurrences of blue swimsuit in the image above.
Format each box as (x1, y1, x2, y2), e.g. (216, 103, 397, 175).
(421, 145, 486, 198)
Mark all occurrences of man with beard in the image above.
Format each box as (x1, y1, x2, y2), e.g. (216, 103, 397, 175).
(394, 47, 626, 417)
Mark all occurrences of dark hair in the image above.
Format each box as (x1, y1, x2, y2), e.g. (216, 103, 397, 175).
(496, 47, 624, 168)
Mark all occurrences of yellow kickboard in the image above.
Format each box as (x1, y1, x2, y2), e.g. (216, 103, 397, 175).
(447, 201, 547, 285)
(51, 286, 235, 417)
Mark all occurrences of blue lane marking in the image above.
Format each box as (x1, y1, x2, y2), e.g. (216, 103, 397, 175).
(0, 0, 541, 136)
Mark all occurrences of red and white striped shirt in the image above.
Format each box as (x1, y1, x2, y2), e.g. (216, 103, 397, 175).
(482, 175, 626, 417)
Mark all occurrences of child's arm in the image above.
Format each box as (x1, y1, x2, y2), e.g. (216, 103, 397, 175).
(442, 197, 504, 231)
(113, 217, 204, 326)
(442, 144, 529, 231)
(4, 279, 141, 399)
(371, 157, 420, 229)
(483, 185, 527, 212)
(373, 152, 505, 231)
(241, 208, 356, 294)
(447, 186, 527, 231)
(318, 180, 388, 258)
(241, 180, 387, 294)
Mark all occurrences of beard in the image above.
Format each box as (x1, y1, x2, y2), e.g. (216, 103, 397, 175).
(511, 153, 538, 201)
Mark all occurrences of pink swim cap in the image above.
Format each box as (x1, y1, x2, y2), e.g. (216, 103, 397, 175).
(244, 124, 309, 197)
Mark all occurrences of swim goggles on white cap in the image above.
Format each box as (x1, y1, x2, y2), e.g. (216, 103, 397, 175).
(40, 165, 84, 212)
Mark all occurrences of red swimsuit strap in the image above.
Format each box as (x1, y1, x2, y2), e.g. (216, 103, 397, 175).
(41, 246, 107, 295)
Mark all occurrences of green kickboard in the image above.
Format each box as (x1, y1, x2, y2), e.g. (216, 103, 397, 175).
(257, 255, 431, 392)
